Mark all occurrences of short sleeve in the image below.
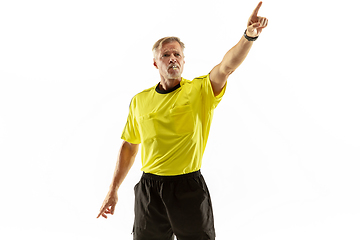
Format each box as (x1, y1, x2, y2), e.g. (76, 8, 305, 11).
(121, 97, 141, 144)
(200, 74, 227, 110)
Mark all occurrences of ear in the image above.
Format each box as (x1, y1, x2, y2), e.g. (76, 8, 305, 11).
(153, 58, 158, 69)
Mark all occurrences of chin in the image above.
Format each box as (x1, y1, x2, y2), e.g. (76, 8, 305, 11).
(167, 73, 181, 79)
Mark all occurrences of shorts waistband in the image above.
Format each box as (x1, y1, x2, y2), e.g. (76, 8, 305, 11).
(142, 170, 201, 181)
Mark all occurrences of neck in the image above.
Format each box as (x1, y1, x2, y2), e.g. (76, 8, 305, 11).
(158, 77, 181, 91)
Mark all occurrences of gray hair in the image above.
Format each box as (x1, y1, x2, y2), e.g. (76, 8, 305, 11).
(152, 36, 185, 58)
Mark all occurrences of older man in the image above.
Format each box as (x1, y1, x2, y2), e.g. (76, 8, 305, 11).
(98, 2, 268, 240)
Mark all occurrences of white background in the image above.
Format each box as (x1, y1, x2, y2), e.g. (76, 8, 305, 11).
(1, 0, 359, 239)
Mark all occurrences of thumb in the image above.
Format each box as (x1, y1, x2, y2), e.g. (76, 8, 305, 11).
(111, 205, 116, 215)
(248, 22, 260, 32)
(246, 23, 261, 37)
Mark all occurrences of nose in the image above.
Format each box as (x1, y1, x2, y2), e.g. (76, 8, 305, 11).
(169, 57, 177, 64)
(169, 53, 178, 64)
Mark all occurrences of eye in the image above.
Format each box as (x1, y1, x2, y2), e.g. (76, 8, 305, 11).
(175, 53, 181, 57)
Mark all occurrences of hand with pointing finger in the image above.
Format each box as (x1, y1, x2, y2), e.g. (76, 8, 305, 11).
(246, 1, 268, 38)
(97, 191, 118, 219)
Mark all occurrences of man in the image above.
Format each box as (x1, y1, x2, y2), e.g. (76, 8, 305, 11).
(97, 2, 268, 239)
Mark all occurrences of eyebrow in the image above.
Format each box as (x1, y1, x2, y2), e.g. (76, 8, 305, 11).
(162, 49, 181, 55)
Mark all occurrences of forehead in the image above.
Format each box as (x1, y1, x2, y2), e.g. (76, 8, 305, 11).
(160, 41, 182, 53)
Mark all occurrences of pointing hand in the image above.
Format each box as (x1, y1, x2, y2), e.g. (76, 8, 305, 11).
(97, 191, 118, 219)
(246, 1, 268, 38)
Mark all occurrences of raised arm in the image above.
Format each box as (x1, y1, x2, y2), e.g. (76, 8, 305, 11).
(209, 1, 268, 96)
(97, 140, 139, 219)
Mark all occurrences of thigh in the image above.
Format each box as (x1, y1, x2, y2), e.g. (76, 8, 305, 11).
(165, 175, 216, 240)
(133, 178, 174, 240)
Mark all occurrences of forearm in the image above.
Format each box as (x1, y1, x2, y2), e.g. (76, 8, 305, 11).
(109, 141, 139, 193)
(220, 35, 254, 73)
(209, 2, 267, 95)
(220, 1, 267, 73)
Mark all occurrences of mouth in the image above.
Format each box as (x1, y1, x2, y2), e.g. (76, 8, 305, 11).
(168, 65, 179, 70)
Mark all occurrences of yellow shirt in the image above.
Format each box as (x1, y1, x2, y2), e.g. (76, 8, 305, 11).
(121, 74, 226, 176)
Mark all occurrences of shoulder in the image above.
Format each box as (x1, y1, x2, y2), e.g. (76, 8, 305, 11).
(181, 74, 209, 88)
(139, 84, 156, 96)
(190, 74, 211, 91)
(192, 74, 210, 86)
(133, 84, 156, 99)
(129, 84, 157, 107)
(193, 74, 209, 81)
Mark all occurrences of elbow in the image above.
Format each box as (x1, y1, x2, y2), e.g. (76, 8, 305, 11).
(122, 140, 140, 156)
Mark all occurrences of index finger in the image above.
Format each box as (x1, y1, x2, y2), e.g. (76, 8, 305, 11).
(97, 209, 104, 218)
(251, 1, 263, 17)
(97, 204, 108, 218)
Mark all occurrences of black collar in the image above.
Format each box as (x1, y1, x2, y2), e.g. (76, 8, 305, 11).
(155, 82, 181, 94)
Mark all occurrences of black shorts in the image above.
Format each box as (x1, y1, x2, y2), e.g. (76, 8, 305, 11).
(132, 170, 215, 240)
